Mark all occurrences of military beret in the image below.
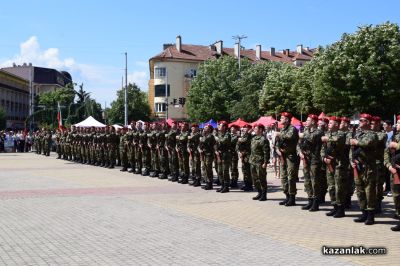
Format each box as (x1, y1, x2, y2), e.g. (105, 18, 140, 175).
(359, 113, 372, 121)
(204, 124, 213, 129)
(230, 124, 240, 129)
(191, 123, 199, 128)
(281, 112, 292, 118)
(371, 116, 381, 123)
(340, 117, 350, 123)
(242, 124, 252, 129)
(218, 121, 228, 126)
(308, 114, 318, 121)
(254, 123, 265, 131)
(319, 117, 329, 124)
(329, 116, 341, 123)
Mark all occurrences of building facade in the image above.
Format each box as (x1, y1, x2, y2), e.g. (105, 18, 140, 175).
(148, 36, 315, 120)
(0, 70, 29, 129)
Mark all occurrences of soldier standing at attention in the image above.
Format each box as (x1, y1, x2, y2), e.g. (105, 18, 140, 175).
(238, 124, 253, 191)
(230, 125, 240, 188)
(321, 116, 347, 218)
(140, 122, 151, 176)
(127, 122, 136, 173)
(56, 129, 62, 159)
(134, 122, 143, 174)
(148, 123, 160, 178)
(371, 116, 387, 214)
(318, 117, 329, 203)
(119, 127, 129, 172)
(384, 116, 400, 231)
(298, 114, 323, 211)
(157, 122, 169, 180)
(350, 113, 378, 225)
(176, 122, 190, 184)
(166, 121, 179, 182)
(339, 117, 353, 209)
(215, 121, 231, 193)
(188, 124, 201, 186)
(199, 124, 216, 190)
(275, 112, 299, 206)
(249, 124, 270, 201)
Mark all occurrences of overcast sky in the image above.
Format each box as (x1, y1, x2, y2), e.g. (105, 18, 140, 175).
(0, 0, 399, 107)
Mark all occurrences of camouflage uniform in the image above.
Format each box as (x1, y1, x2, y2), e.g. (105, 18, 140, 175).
(157, 127, 169, 179)
(199, 130, 215, 189)
(140, 128, 151, 175)
(177, 129, 190, 183)
(215, 131, 231, 192)
(375, 131, 387, 212)
(119, 130, 129, 171)
(384, 132, 400, 220)
(148, 128, 160, 177)
(237, 131, 253, 191)
(166, 128, 179, 181)
(188, 130, 201, 185)
(249, 134, 270, 200)
(230, 132, 239, 187)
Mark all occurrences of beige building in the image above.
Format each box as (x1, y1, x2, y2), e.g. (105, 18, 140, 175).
(0, 70, 29, 129)
(148, 36, 314, 120)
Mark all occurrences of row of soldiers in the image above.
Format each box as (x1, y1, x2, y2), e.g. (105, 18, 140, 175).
(33, 129, 52, 156)
(37, 112, 400, 231)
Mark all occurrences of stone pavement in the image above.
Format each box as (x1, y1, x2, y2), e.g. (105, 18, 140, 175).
(0, 153, 398, 265)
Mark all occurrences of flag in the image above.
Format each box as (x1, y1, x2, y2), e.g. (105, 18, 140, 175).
(57, 102, 63, 130)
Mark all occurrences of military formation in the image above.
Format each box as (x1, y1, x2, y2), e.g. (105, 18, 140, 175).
(33, 112, 400, 232)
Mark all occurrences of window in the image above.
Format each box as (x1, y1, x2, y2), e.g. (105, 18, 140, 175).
(155, 84, 170, 97)
(155, 67, 166, 78)
(185, 69, 197, 78)
(155, 103, 167, 113)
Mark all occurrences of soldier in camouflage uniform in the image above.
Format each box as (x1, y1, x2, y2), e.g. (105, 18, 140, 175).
(157, 122, 169, 179)
(188, 124, 201, 186)
(215, 121, 231, 193)
(107, 126, 118, 168)
(321, 116, 347, 218)
(140, 122, 151, 176)
(384, 115, 400, 231)
(371, 116, 387, 214)
(56, 129, 62, 159)
(249, 124, 270, 201)
(230, 125, 240, 188)
(134, 121, 143, 174)
(238, 124, 253, 191)
(298, 114, 323, 212)
(350, 113, 378, 225)
(148, 123, 160, 177)
(276, 112, 299, 206)
(176, 122, 190, 184)
(166, 121, 179, 182)
(89, 127, 96, 165)
(119, 127, 129, 171)
(339, 117, 354, 209)
(318, 117, 329, 203)
(43, 128, 52, 156)
(199, 124, 216, 190)
(127, 122, 136, 173)
(98, 127, 106, 167)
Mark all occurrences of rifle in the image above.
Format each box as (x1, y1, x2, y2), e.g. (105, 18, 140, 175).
(390, 127, 400, 184)
(299, 138, 310, 168)
(324, 143, 335, 173)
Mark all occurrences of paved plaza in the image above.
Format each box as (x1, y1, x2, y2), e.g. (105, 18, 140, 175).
(0, 153, 399, 265)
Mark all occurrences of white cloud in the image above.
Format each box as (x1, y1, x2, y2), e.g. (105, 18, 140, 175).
(0, 36, 149, 106)
(128, 71, 148, 91)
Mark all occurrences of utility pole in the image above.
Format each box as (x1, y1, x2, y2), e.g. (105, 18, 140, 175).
(232, 35, 247, 72)
(124, 52, 128, 126)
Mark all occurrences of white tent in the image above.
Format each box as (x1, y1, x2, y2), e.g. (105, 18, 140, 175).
(112, 124, 123, 130)
(74, 116, 106, 128)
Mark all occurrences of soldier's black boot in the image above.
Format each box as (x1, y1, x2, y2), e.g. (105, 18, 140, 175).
(354, 210, 368, 223)
(259, 190, 267, 201)
(171, 174, 179, 182)
(180, 175, 189, 184)
(135, 168, 142, 174)
(203, 182, 213, 190)
(391, 221, 400, 231)
(375, 201, 382, 214)
(153, 171, 159, 178)
(216, 184, 224, 192)
(142, 169, 150, 176)
(302, 198, 313, 210)
(326, 204, 338, 216)
(252, 190, 262, 200)
(309, 198, 319, 212)
(319, 194, 326, 204)
(120, 167, 127, 172)
(344, 196, 352, 209)
(220, 183, 230, 193)
(230, 179, 238, 188)
(193, 178, 201, 187)
(279, 194, 289, 205)
(285, 195, 296, 206)
(364, 210, 375, 225)
(333, 205, 345, 218)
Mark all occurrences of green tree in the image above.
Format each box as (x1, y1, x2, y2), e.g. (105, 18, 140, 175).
(108, 83, 151, 124)
(259, 63, 299, 116)
(231, 61, 279, 121)
(0, 106, 6, 130)
(187, 56, 251, 122)
(311, 22, 400, 117)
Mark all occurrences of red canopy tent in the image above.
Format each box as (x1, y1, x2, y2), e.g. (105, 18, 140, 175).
(251, 116, 277, 126)
(228, 118, 249, 128)
(166, 118, 175, 126)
